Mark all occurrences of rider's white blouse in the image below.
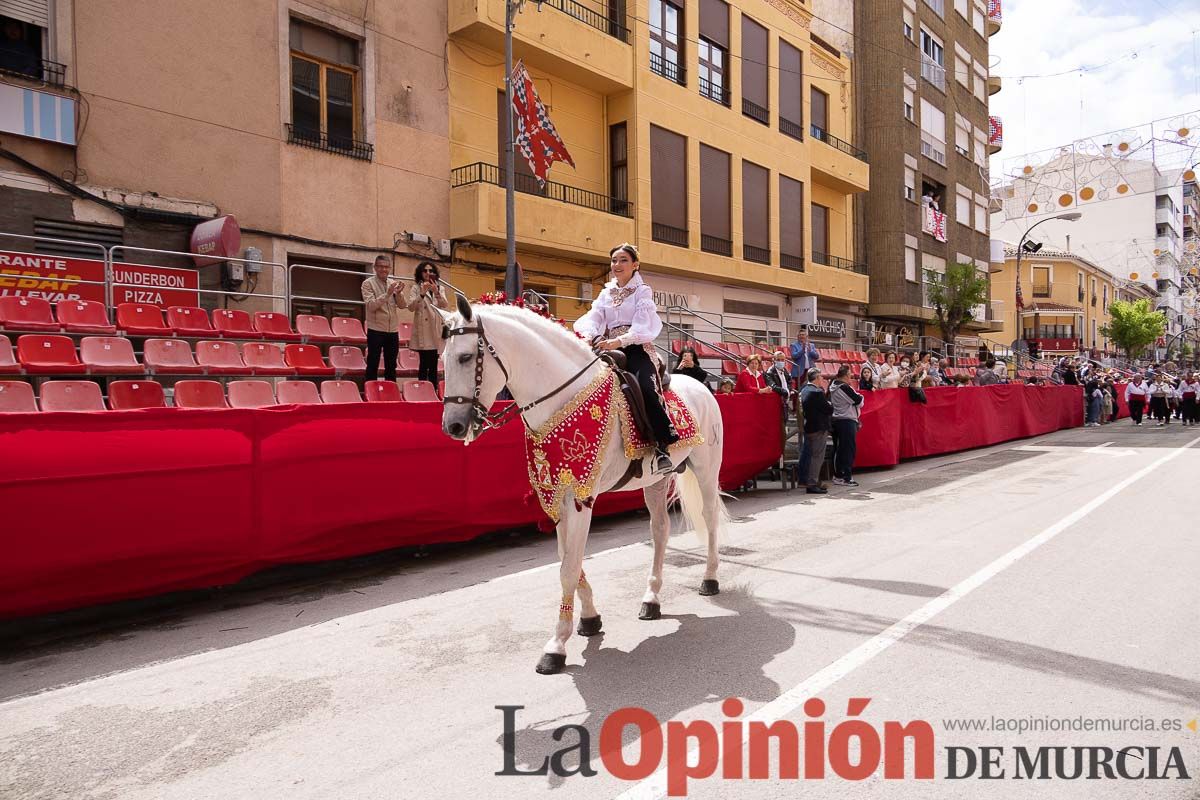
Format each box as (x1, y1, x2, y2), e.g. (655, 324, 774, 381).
(573, 271, 662, 347)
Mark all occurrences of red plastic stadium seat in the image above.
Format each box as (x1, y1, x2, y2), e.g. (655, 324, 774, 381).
(328, 345, 366, 376)
(330, 316, 368, 344)
(40, 380, 105, 412)
(17, 335, 83, 374)
(195, 340, 253, 375)
(228, 380, 276, 408)
(242, 342, 293, 376)
(693, 342, 722, 359)
(319, 379, 362, 404)
(276, 380, 321, 405)
(253, 311, 302, 342)
(116, 303, 171, 336)
(0, 296, 58, 332)
(296, 314, 340, 343)
(365, 379, 402, 402)
(0, 380, 36, 412)
(212, 308, 263, 339)
(721, 359, 739, 375)
(402, 380, 440, 402)
(143, 338, 203, 374)
(80, 336, 142, 375)
(671, 340, 685, 355)
(57, 300, 116, 334)
(818, 349, 838, 362)
(166, 306, 215, 336)
(108, 380, 166, 410)
(284, 344, 334, 376)
(173, 380, 229, 409)
(398, 349, 420, 376)
(0, 335, 19, 374)
(397, 321, 413, 345)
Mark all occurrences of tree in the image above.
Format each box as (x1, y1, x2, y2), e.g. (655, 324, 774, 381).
(1099, 299, 1166, 359)
(926, 262, 991, 352)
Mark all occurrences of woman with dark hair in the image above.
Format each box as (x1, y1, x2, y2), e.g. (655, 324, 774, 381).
(673, 347, 711, 388)
(573, 243, 679, 475)
(406, 260, 450, 387)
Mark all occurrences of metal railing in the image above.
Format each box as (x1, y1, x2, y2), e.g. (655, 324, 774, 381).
(650, 52, 685, 86)
(743, 244, 770, 264)
(1032, 283, 1051, 297)
(0, 56, 67, 87)
(811, 252, 868, 274)
(780, 253, 805, 272)
(700, 233, 732, 256)
(742, 98, 769, 125)
(780, 117, 804, 141)
(541, 0, 630, 41)
(699, 76, 729, 106)
(652, 222, 688, 247)
(810, 124, 868, 163)
(921, 56, 946, 92)
(286, 124, 374, 161)
(451, 162, 632, 217)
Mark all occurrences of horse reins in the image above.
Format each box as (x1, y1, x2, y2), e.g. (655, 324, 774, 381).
(443, 315, 602, 435)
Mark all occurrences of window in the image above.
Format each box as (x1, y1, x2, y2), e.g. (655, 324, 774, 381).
(903, 83, 915, 122)
(955, 0, 968, 17)
(741, 16, 769, 124)
(0, 11, 53, 83)
(972, 0, 986, 36)
(974, 128, 987, 166)
(1033, 266, 1051, 297)
(955, 55, 969, 87)
(955, 115, 970, 157)
(811, 86, 829, 134)
(649, 0, 684, 85)
(974, 197, 988, 233)
(905, 244, 918, 282)
(779, 175, 805, 270)
(905, 166, 916, 201)
(811, 203, 830, 263)
(956, 185, 971, 225)
(920, 29, 945, 91)
(742, 161, 770, 263)
(698, 0, 729, 105)
(973, 61, 987, 102)
(290, 19, 362, 153)
(903, 7, 915, 41)
(1103, 284, 1109, 311)
(919, 98, 946, 165)
(779, 40, 804, 139)
(610, 123, 629, 215)
(650, 126, 688, 245)
(700, 145, 731, 255)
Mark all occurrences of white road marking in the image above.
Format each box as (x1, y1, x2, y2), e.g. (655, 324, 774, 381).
(615, 434, 1200, 799)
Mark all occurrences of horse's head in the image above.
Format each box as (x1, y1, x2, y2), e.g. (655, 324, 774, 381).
(439, 295, 508, 443)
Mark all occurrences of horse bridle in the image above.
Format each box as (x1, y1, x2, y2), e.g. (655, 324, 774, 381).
(442, 313, 602, 436)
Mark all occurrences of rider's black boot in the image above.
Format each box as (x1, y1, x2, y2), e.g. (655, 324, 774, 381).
(652, 446, 674, 475)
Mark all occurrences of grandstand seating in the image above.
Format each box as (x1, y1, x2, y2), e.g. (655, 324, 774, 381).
(319, 380, 362, 404)
(0, 380, 36, 412)
(276, 380, 321, 405)
(721, 360, 738, 376)
(166, 306, 216, 336)
(397, 321, 412, 345)
(40, 380, 105, 412)
(331, 317, 368, 344)
(195, 340, 253, 375)
(365, 380, 402, 402)
(241, 342, 292, 376)
(116, 303, 172, 336)
(212, 309, 262, 339)
(295, 314, 340, 343)
(327, 345, 366, 376)
(143, 338, 203, 374)
(253, 312, 302, 342)
(228, 380, 276, 408)
(174, 380, 229, 409)
(0, 296, 59, 332)
(57, 300, 116, 335)
(108, 380, 166, 410)
(402, 380, 439, 402)
(80, 337, 142, 374)
(0, 335, 19, 374)
(17, 335, 84, 374)
(398, 349, 420, 375)
(285, 344, 334, 376)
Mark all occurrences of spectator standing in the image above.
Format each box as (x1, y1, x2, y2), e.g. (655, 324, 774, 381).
(1124, 375, 1149, 426)
(735, 354, 772, 394)
(1107, 378, 1120, 423)
(798, 368, 833, 494)
(975, 358, 999, 386)
(673, 347, 711, 388)
(878, 351, 901, 389)
(829, 365, 864, 487)
(926, 354, 945, 386)
(405, 261, 450, 387)
(859, 348, 881, 392)
(897, 353, 921, 387)
(361, 254, 404, 383)
(1084, 376, 1103, 427)
(789, 329, 821, 387)
(765, 351, 793, 411)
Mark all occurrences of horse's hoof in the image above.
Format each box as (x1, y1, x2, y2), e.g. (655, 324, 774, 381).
(699, 579, 720, 596)
(638, 602, 661, 620)
(577, 615, 603, 636)
(535, 653, 567, 674)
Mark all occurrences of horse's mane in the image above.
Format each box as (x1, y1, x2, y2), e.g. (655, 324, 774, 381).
(465, 303, 595, 359)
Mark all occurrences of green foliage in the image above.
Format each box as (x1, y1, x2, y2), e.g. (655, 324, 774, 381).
(927, 262, 991, 346)
(1099, 299, 1166, 358)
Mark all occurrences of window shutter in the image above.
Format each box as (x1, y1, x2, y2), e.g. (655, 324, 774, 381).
(699, 0, 729, 48)
(0, 0, 49, 27)
(779, 175, 804, 260)
(742, 161, 769, 251)
(650, 126, 688, 230)
(700, 145, 731, 240)
(778, 40, 802, 126)
(741, 17, 768, 108)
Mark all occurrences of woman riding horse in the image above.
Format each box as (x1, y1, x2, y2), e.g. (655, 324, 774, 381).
(574, 243, 679, 475)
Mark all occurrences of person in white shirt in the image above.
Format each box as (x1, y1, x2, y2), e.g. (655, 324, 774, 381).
(574, 243, 678, 474)
(1124, 375, 1149, 426)
(1147, 375, 1174, 426)
(1179, 372, 1200, 427)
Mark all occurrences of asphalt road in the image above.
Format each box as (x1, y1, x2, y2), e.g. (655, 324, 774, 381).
(2, 421, 1199, 800)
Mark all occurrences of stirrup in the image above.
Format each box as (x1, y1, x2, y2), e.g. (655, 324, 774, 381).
(652, 448, 674, 475)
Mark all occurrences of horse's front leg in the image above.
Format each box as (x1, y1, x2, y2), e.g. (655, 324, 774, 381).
(536, 498, 594, 675)
(638, 479, 670, 620)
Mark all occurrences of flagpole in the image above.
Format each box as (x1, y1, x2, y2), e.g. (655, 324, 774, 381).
(503, 0, 522, 302)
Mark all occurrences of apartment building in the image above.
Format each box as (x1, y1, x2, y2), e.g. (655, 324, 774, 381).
(448, 0, 870, 345)
(0, 1, 449, 317)
(856, 0, 1001, 349)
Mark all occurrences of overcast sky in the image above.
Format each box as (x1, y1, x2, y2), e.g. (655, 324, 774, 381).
(989, 0, 1200, 174)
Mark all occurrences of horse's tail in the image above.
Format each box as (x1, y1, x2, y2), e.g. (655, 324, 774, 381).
(672, 462, 729, 552)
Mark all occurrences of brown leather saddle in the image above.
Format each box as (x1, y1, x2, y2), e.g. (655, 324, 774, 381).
(597, 350, 672, 446)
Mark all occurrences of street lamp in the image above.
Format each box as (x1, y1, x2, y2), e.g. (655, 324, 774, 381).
(1015, 212, 1082, 365)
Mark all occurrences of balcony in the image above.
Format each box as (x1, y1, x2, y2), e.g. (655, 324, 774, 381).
(1156, 206, 1179, 228)
(809, 126, 870, 193)
(1032, 283, 1052, 298)
(0, 56, 67, 88)
(987, 74, 1002, 95)
(810, 125, 868, 163)
(780, 253, 805, 272)
(812, 251, 868, 274)
(920, 130, 946, 167)
(780, 116, 804, 141)
(921, 207, 948, 242)
(450, 162, 633, 261)
(286, 124, 374, 161)
(987, 0, 1002, 34)
(742, 98, 769, 126)
(650, 52, 686, 87)
(743, 244, 771, 264)
(700, 233, 732, 256)
(448, 0, 632, 92)
(921, 56, 946, 92)
(1026, 338, 1078, 353)
(652, 222, 689, 247)
(699, 76, 730, 107)
(987, 116, 1003, 154)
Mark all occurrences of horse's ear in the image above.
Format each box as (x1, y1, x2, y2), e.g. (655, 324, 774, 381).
(456, 293, 473, 321)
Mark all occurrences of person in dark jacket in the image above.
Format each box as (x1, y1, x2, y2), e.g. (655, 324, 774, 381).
(798, 368, 834, 494)
(673, 347, 710, 389)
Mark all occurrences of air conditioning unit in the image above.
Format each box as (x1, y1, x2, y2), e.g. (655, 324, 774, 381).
(860, 321, 877, 340)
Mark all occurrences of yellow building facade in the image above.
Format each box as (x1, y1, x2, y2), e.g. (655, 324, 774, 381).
(447, 0, 868, 344)
(990, 248, 1119, 357)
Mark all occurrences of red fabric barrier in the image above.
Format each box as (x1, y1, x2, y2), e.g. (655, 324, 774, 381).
(0, 392, 782, 618)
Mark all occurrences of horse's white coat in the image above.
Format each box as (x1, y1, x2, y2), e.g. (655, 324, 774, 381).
(438, 303, 728, 669)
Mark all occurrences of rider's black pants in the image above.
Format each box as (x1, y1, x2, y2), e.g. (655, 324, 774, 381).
(621, 344, 678, 448)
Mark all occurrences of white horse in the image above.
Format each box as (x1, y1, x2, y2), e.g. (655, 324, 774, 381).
(437, 297, 728, 674)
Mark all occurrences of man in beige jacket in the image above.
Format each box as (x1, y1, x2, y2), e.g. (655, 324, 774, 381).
(361, 254, 403, 382)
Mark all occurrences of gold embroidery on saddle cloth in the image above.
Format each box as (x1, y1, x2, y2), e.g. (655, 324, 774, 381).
(615, 388, 706, 460)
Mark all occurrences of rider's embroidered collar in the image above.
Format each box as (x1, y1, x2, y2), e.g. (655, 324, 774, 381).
(605, 272, 643, 307)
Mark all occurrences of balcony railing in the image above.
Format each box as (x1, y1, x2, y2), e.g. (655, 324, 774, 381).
(744, 243, 771, 264)
(920, 131, 946, 166)
(924, 0, 945, 17)
(542, 0, 630, 41)
(286, 124, 374, 161)
(921, 56, 946, 92)
(921, 206, 948, 242)
(988, 116, 1003, 150)
(650, 52, 685, 86)
(1077, 288, 1085, 302)
(1032, 283, 1052, 297)
(0, 56, 67, 87)
(812, 251, 868, 274)
(742, 98, 769, 126)
(451, 162, 632, 217)
(699, 76, 730, 107)
(780, 117, 804, 141)
(810, 124, 868, 163)
(700, 233, 732, 256)
(652, 222, 689, 246)
(780, 253, 805, 272)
